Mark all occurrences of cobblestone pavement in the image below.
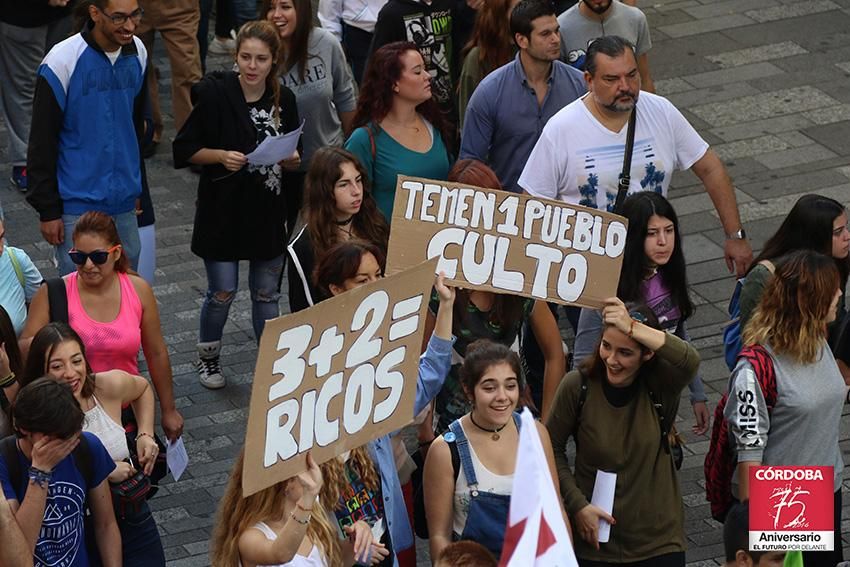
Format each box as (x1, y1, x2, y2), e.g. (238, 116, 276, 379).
(2, 0, 850, 564)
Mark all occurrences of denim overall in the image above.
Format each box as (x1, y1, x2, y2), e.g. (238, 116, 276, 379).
(446, 412, 521, 557)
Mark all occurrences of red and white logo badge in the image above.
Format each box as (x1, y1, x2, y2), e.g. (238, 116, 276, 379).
(749, 466, 833, 551)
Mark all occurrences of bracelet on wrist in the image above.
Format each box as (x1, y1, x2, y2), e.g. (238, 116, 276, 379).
(0, 372, 16, 389)
(28, 466, 52, 489)
(627, 319, 635, 338)
(290, 511, 310, 525)
(135, 432, 153, 443)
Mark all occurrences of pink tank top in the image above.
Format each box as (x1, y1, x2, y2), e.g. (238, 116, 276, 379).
(67, 272, 143, 374)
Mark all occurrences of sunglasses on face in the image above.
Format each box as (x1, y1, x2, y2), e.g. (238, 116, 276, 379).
(68, 245, 121, 266)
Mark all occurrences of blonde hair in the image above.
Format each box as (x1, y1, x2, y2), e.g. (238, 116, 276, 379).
(743, 250, 839, 364)
(319, 446, 380, 512)
(210, 449, 341, 567)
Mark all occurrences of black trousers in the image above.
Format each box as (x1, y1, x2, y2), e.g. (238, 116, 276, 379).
(342, 23, 373, 85)
(579, 551, 685, 567)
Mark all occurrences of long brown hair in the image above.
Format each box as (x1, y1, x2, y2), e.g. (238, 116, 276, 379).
(236, 20, 283, 126)
(303, 147, 389, 260)
(353, 42, 451, 147)
(319, 446, 380, 513)
(463, 0, 516, 76)
(261, 0, 313, 81)
(743, 250, 840, 364)
(23, 323, 97, 400)
(210, 449, 341, 567)
(313, 239, 386, 301)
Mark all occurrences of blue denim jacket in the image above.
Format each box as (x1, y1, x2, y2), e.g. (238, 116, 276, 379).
(366, 333, 454, 563)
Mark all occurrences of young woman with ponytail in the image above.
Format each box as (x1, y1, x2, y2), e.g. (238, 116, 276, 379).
(173, 20, 301, 390)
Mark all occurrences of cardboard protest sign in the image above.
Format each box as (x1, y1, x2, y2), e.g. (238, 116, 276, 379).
(386, 176, 628, 309)
(243, 259, 437, 497)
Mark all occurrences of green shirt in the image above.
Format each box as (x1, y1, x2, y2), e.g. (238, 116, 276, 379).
(545, 334, 700, 562)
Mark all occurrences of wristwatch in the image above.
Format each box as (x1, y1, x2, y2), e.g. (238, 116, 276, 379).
(726, 228, 747, 240)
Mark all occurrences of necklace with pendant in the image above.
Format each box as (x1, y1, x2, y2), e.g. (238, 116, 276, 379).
(469, 411, 508, 441)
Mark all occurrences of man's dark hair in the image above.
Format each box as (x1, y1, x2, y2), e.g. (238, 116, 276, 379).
(724, 501, 768, 562)
(585, 35, 636, 75)
(12, 378, 84, 440)
(510, 0, 556, 39)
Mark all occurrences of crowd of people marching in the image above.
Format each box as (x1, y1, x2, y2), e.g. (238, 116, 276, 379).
(0, 0, 848, 566)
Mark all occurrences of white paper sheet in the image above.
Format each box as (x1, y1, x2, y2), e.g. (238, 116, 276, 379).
(166, 437, 189, 482)
(590, 470, 617, 543)
(245, 119, 305, 166)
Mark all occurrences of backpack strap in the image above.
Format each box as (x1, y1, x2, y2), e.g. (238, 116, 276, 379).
(0, 436, 22, 498)
(448, 437, 460, 484)
(7, 248, 24, 290)
(45, 277, 69, 324)
(576, 371, 589, 423)
(73, 434, 94, 490)
(646, 386, 673, 455)
(366, 124, 377, 161)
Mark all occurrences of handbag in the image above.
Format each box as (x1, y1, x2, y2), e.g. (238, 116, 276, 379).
(612, 105, 638, 214)
(110, 466, 152, 518)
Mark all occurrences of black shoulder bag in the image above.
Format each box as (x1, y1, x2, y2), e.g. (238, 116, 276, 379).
(612, 106, 637, 214)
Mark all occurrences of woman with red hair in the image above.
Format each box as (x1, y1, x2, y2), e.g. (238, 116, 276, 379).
(345, 41, 452, 222)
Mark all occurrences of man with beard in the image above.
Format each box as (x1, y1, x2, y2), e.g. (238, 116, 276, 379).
(459, 0, 586, 193)
(559, 0, 654, 92)
(26, 0, 146, 275)
(519, 36, 753, 277)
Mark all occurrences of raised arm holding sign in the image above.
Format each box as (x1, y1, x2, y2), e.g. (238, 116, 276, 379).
(386, 176, 628, 309)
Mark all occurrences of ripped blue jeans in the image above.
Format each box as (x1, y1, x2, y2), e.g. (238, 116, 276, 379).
(199, 256, 284, 344)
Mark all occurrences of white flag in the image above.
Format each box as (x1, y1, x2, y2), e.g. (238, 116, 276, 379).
(499, 408, 578, 566)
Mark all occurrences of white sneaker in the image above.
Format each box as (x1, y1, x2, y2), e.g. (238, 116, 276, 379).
(197, 341, 225, 389)
(208, 36, 235, 55)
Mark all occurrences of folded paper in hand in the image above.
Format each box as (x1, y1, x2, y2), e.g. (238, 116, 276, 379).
(245, 119, 305, 166)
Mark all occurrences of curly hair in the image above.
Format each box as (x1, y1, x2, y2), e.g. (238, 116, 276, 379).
(319, 446, 380, 513)
(210, 449, 341, 567)
(743, 250, 839, 364)
(463, 0, 516, 76)
(303, 147, 389, 261)
(352, 42, 451, 146)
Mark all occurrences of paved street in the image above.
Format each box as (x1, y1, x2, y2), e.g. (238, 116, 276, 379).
(2, 0, 850, 564)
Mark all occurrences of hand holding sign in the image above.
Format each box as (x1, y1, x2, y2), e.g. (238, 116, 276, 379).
(243, 260, 437, 496)
(386, 177, 628, 309)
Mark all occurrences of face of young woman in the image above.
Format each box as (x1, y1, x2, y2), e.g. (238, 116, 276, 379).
(393, 50, 432, 105)
(334, 162, 364, 219)
(237, 38, 275, 88)
(330, 252, 383, 296)
(599, 326, 653, 387)
(826, 288, 843, 324)
(46, 340, 87, 397)
(832, 212, 850, 259)
(72, 232, 121, 285)
(470, 362, 519, 427)
(266, 0, 296, 40)
(644, 214, 675, 268)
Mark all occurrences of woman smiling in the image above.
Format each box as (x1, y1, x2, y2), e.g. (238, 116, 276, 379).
(546, 297, 700, 566)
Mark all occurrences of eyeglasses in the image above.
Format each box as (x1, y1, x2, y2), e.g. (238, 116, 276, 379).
(98, 6, 144, 25)
(68, 245, 121, 266)
(628, 310, 648, 324)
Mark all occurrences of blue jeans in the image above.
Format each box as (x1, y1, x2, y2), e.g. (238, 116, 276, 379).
(199, 256, 284, 343)
(119, 500, 166, 567)
(57, 211, 141, 276)
(231, 0, 257, 28)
